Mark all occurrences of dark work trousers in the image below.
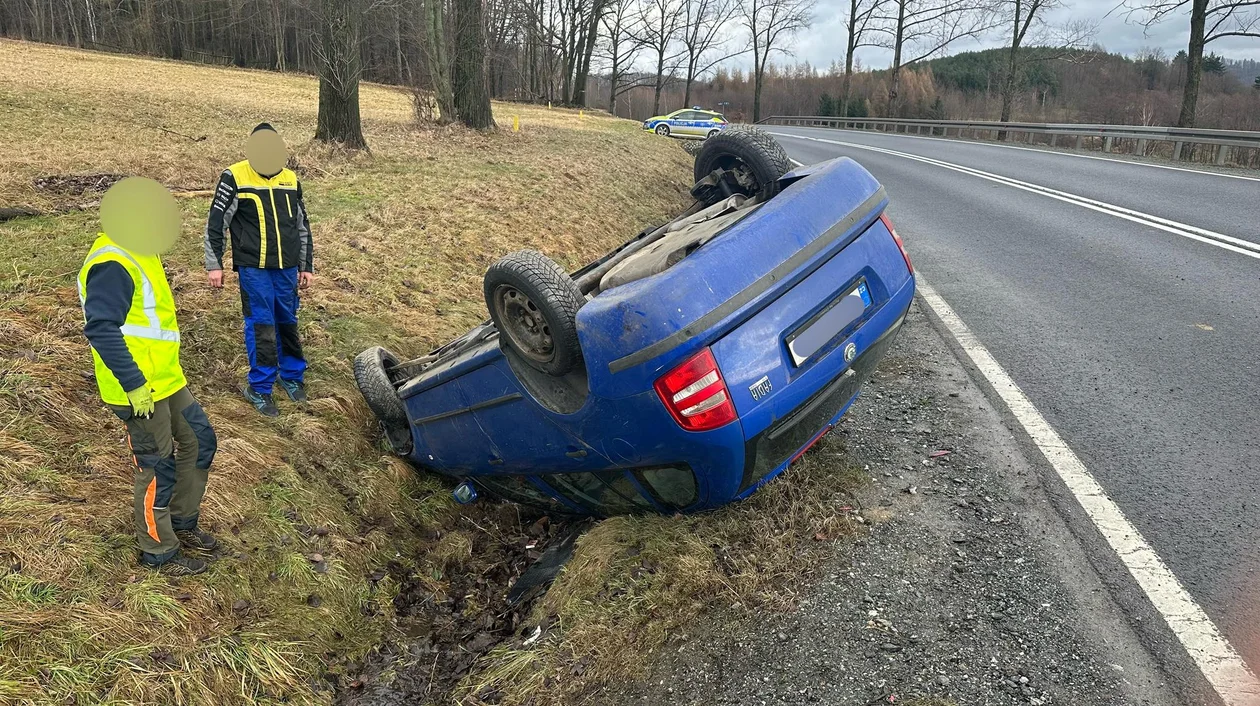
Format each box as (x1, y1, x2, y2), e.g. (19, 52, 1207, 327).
(238, 266, 306, 394)
(108, 386, 217, 560)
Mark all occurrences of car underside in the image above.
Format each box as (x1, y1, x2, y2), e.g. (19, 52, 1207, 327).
(355, 127, 916, 516)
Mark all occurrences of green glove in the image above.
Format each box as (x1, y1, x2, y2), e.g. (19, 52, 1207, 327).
(126, 386, 155, 418)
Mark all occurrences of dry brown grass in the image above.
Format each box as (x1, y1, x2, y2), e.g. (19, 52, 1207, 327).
(0, 38, 690, 705)
(463, 444, 866, 704)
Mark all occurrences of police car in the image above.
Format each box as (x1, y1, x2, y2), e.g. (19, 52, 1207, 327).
(643, 107, 729, 139)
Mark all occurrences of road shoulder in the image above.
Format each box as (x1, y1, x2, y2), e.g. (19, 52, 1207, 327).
(608, 300, 1181, 706)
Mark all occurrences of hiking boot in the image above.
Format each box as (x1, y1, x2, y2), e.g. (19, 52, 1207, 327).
(176, 528, 220, 554)
(141, 551, 208, 577)
(279, 379, 308, 403)
(242, 385, 280, 417)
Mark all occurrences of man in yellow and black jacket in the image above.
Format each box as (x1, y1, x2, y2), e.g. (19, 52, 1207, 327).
(204, 123, 314, 417)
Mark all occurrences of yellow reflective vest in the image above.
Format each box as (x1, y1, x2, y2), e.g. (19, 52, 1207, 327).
(78, 234, 187, 405)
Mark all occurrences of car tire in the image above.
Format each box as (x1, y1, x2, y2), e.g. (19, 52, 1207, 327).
(706, 129, 720, 139)
(693, 125, 793, 201)
(354, 346, 407, 427)
(655, 124, 670, 136)
(484, 250, 585, 376)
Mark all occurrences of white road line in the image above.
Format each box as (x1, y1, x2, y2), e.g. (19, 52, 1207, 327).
(775, 133, 1260, 262)
(916, 277, 1260, 706)
(772, 124, 1260, 183)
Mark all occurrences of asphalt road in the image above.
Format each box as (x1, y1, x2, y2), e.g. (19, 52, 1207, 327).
(767, 126, 1260, 702)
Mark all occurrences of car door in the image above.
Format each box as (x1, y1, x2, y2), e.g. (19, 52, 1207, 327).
(676, 111, 704, 136)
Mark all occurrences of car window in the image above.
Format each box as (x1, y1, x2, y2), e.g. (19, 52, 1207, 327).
(474, 475, 572, 514)
(634, 466, 699, 510)
(542, 471, 653, 515)
(682, 111, 707, 121)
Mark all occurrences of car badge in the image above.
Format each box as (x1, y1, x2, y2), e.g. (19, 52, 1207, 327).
(749, 375, 773, 401)
(844, 342, 857, 362)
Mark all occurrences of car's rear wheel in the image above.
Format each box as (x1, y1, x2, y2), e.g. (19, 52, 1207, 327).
(693, 126, 793, 203)
(354, 346, 408, 427)
(655, 123, 670, 136)
(485, 250, 585, 376)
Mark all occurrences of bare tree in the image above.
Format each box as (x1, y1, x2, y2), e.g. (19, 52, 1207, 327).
(1125, 0, 1260, 126)
(417, 0, 457, 121)
(452, 0, 497, 127)
(742, 0, 814, 121)
(600, 0, 651, 111)
(680, 0, 743, 107)
(572, 0, 611, 104)
(875, 0, 996, 115)
(993, 0, 1093, 125)
(632, 0, 688, 114)
(315, 0, 368, 149)
(842, 0, 888, 114)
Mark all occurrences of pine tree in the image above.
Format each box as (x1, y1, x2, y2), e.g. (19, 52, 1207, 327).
(818, 92, 836, 116)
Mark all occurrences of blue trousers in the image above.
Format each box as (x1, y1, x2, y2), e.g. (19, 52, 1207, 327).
(239, 267, 306, 394)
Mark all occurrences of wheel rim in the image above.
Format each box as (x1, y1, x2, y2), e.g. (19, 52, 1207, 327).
(493, 285, 555, 364)
(656, 125, 668, 135)
(708, 130, 719, 138)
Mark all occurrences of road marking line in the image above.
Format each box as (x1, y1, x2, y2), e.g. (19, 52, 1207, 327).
(775, 134, 1260, 261)
(916, 277, 1260, 706)
(771, 125, 1260, 183)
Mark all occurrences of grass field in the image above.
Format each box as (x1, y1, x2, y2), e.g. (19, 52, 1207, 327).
(0, 40, 871, 706)
(0, 39, 695, 705)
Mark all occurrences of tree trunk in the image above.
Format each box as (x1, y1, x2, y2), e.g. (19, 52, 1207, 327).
(886, 0, 904, 116)
(315, 0, 368, 149)
(423, 0, 456, 123)
(653, 46, 666, 115)
(753, 55, 764, 122)
(1177, 0, 1207, 128)
(842, 0, 856, 116)
(572, 0, 604, 106)
(452, 0, 496, 128)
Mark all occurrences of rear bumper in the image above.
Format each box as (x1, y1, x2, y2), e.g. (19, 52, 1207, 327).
(733, 290, 912, 499)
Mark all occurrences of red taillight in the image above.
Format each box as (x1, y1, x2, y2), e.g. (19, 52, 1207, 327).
(654, 347, 738, 431)
(880, 213, 913, 274)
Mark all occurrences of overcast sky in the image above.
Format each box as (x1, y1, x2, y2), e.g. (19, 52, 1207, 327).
(781, 0, 1260, 71)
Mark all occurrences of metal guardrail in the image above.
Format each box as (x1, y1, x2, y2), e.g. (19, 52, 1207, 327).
(757, 115, 1260, 166)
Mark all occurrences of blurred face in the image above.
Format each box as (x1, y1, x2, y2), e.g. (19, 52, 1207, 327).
(246, 128, 287, 176)
(99, 177, 181, 256)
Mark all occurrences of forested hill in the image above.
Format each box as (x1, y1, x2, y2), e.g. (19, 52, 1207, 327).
(897, 46, 1260, 129)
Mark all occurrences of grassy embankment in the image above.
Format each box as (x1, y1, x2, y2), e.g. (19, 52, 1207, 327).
(0, 39, 872, 705)
(0, 38, 694, 704)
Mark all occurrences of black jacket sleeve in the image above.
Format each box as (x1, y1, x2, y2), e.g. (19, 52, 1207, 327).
(296, 180, 314, 273)
(204, 169, 238, 270)
(82, 262, 147, 393)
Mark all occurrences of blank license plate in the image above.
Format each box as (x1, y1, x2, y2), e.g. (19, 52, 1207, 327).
(786, 281, 871, 366)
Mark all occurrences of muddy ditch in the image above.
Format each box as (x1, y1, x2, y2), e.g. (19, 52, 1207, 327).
(334, 502, 590, 706)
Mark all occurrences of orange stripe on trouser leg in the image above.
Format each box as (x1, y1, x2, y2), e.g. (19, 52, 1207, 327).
(144, 477, 160, 542)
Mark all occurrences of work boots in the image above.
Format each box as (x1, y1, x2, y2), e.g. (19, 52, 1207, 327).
(140, 551, 208, 576)
(176, 527, 220, 554)
(242, 385, 280, 417)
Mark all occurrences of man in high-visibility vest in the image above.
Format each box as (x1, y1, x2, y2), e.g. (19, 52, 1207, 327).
(80, 177, 219, 576)
(204, 123, 314, 417)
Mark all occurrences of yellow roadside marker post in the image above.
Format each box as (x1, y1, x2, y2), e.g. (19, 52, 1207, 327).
(513, 115, 520, 132)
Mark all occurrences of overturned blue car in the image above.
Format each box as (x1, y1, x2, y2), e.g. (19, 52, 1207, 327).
(355, 127, 915, 516)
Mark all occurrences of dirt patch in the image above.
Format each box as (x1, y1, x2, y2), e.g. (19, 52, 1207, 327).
(336, 510, 586, 704)
(32, 173, 127, 196)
